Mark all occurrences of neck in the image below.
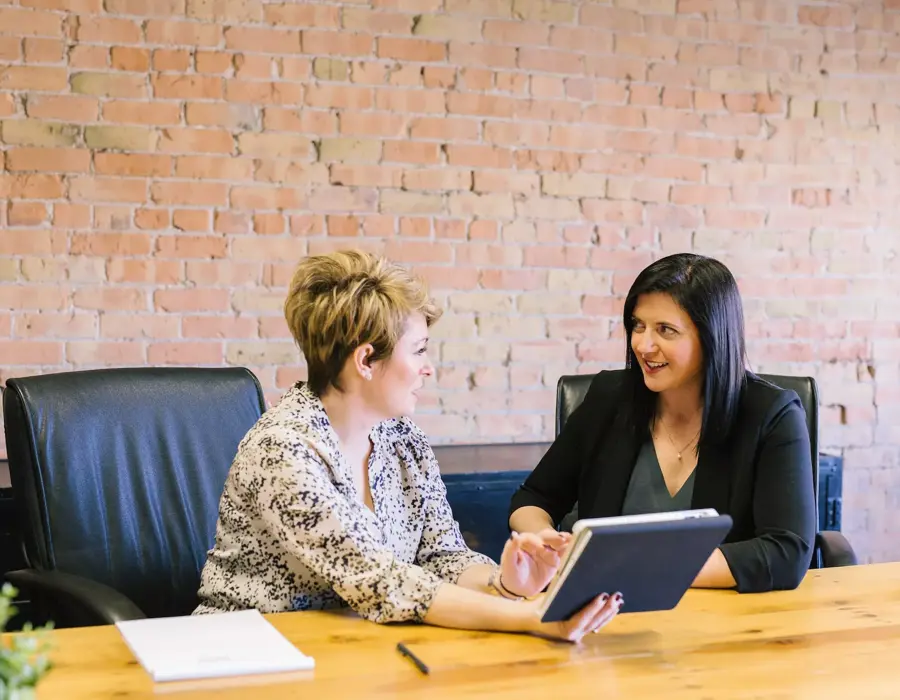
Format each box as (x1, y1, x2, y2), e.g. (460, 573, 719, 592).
(319, 387, 379, 455)
(656, 381, 704, 426)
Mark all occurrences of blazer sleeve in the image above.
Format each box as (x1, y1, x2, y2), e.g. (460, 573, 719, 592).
(719, 397, 817, 592)
(509, 372, 608, 527)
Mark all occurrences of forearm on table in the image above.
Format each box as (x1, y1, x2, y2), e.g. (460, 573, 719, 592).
(455, 563, 494, 594)
(422, 583, 534, 634)
(509, 506, 555, 534)
(691, 548, 737, 589)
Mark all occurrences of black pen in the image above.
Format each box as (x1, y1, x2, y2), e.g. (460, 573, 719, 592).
(396, 642, 430, 676)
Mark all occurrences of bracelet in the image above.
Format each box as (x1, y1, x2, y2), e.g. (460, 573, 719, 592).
(488, 567, 524, 601)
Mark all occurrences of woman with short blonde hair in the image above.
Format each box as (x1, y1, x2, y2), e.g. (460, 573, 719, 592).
(196, 249, 621, 641)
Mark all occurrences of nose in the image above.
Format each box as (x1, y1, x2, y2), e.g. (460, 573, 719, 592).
(422, 357, 434, 377)
(634, 331, 657, 356)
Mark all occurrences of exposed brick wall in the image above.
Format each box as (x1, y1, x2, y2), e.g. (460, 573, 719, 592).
(0, 0, 898, 562)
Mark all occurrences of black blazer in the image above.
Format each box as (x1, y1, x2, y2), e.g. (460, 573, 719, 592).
(510, 370, 817, 593)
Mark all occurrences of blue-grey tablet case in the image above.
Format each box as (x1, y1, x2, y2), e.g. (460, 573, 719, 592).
(539, 511, 734, 622)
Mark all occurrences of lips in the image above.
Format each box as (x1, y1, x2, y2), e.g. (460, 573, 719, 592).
(643, 360, 668, 374)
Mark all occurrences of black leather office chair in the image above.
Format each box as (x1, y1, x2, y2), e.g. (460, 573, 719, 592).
(556, 373, 857, 569)
(2, 367, 266, 628)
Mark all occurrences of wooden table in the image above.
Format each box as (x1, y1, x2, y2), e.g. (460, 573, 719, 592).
(22, 562, 900, 699)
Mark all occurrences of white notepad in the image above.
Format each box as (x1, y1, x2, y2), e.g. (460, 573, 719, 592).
(116, 609, 315, 683)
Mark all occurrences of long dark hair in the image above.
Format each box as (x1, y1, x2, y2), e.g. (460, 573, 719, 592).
(622, 253, 747, 448)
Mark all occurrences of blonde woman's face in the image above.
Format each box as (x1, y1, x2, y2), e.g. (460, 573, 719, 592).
(369, 312, 434, 418)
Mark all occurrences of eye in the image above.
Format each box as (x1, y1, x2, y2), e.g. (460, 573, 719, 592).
(416, 346, 428, 355)
(631, 319, 645, 331)
(658, 325, 677, 337)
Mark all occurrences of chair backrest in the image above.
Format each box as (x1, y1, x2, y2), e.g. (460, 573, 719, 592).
(2, 367, 265, 619)
(555, 372, 820, 494)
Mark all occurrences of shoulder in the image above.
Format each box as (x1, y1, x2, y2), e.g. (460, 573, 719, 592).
(584, 369, 629, 401)
(375, 416, 434, 459)
(233, 384, 332, 475)
(738, 372, 806, 432)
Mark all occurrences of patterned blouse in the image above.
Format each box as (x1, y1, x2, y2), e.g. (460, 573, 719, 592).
(194, 382, 494, 623)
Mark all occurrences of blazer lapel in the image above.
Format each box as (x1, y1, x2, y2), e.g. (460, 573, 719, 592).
(690, 440, 732, 515)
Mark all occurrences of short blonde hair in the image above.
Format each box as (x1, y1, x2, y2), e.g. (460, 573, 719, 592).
(284, 250, 442, 396)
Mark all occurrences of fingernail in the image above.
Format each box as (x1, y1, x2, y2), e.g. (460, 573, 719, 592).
(614, 592, 623, 603)
(600, 593, 609, 603)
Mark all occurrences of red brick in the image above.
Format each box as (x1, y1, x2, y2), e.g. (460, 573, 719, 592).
(154, 288, 230, 313)
(23, 96, 94, 123)
(264, 107, 336, 133)
(0, 66, 67, 91)
(175, 156, 254, 182)
(153, 49, 191, 71)
(383, 141, 441, 165)
(306, 84, 373, 110)
(185, 260, 259, 285)
(134, 208, 170, 230)
(0, 229, 65, 256)
(0, 36, 21, 62)
(158, 128, 234, 154)
(72, 287, 147, 312)
(448, 41, 517, 69)
(304, 30, 373, 56)
(68, 45, 109, 70)
(68, 177, 146, 203)
(330, 165, 403, 188)
(148, 342, 224, 365)
(52, 203, 91, 229)
(0, 340, 63, 365)
(224, 26, 301, 54)
(108, 46, 149, 72)
(231, 185, 307, 211)
(106, 260, 182, 285)
(444, 144, 512, 169)
(253, 213, 285, 235)
(70, 233, 151, 256)
(151, 182, 228, 207)
(23, 37, 64, 63)
(145, 19, 222, 46)
(185, 0, 261, 21)
(409, 117, 479, 141)
(6, 147, 91, 173)
(7, 201, 48, 227)
(100, 101, 180, 126)
(171, 210, 210, 232)
(183, 316, 258, 339)
(798, 5, 854, 28)
(374, 87, 446, 114)
(94, 153, 171, 178)
(151, 74, 223, 100)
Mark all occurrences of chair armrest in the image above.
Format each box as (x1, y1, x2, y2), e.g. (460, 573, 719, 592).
(816, 531, 858, 568)
(6, 569, 146, 627)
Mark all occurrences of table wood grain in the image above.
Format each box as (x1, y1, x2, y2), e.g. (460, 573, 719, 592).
(19, 562, 900, 699)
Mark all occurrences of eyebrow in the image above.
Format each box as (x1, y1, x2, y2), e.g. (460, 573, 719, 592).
(632, 315, 683, 330)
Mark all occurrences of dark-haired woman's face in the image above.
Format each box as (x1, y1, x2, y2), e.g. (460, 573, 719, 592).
(630, 293, 703, 396)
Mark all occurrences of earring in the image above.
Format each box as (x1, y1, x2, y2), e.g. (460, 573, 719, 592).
(363, 371, 372, 381)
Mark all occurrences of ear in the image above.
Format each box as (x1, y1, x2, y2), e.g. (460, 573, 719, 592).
(351, 343, 375, 381)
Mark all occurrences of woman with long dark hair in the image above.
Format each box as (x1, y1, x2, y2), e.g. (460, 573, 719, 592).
(509, 253, 816, 592)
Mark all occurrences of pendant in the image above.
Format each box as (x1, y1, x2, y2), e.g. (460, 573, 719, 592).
(677, 453, 682, 461)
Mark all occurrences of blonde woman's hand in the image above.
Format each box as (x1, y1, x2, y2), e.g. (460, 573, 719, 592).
(498, 530, 572, 599)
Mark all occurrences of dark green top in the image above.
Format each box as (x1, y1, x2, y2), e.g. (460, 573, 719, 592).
(621, 441, 695, 515)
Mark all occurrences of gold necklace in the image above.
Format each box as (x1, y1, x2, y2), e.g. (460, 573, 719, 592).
(658, 420, 701, 462)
